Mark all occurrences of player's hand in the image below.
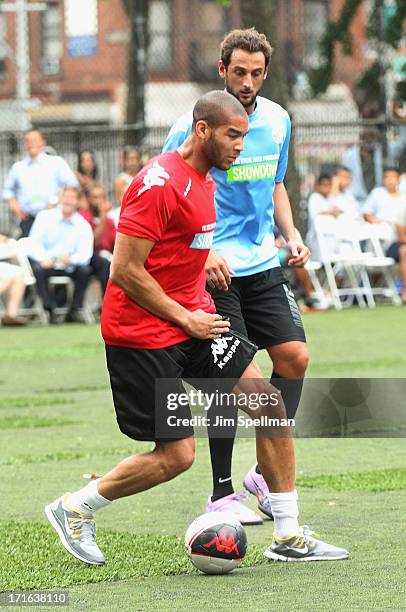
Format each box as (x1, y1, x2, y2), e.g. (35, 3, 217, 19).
(286, 241, 310, 267)
(183, 310, 230, 340)
(205, 250, 233, 290)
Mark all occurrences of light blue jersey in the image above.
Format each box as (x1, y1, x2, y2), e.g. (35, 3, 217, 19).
(163, 95, 291, 276)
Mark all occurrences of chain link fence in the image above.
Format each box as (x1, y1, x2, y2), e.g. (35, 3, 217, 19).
(1, 119, 404, 235)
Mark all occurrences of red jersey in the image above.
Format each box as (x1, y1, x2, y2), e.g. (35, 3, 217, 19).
(101, 151, 216, 349)
(80, 209, 116, 255)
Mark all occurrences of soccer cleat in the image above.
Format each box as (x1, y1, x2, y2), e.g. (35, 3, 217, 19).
(206, 492, 263, 525)
(45, 494, 105, 565)
(243, 465, 273, 519)
(264, 527, 349, 562)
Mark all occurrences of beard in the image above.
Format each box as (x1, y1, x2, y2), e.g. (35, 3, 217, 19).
(225, 82, 259, 110)
(203, 135, 231, 171)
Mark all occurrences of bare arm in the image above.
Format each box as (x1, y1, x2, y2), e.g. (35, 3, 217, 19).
(111, 232, 229, 339)
(273, 182, 310, 266)
(363, 213, 381, 224)
(396, 224, 406, 243)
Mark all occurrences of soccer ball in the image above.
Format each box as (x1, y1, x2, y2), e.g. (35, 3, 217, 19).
(185, 512, 247, 575)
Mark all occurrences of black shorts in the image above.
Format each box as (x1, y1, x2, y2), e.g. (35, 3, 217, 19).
(386, 242, 403, 262)
(105, 331, 257, 442)
(209, 267, 306, 350)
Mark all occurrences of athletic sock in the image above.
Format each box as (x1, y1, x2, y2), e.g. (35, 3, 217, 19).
(209, 437, 235, 502)
(65, 479, 112, 515)
(271, 372, 304, 420)
(268, 490, 299, 538)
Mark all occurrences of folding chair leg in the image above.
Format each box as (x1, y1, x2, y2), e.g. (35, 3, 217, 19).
(382, 269, 402, 305)
(359, 268, 376, 308)
(324, 263, 342, 309)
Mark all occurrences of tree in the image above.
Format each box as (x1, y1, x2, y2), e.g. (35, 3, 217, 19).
(309, 0, 406, 118)
(122, 0, 149, 141)
(239, 0, 303, 227)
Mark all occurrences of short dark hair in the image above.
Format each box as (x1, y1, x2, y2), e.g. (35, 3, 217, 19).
(317, 173, 332, 183)
(220, 28, 274, 69)
(383, 166, 400, 176)
(192, 90, 246, 129)
(336, 165, 351, 174)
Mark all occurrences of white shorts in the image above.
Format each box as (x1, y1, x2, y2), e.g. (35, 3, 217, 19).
(0, 261, 24, 281)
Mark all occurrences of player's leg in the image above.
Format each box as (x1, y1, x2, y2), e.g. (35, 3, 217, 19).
(235, 362, 348, 562)
(205, 280, 262, 524)
(45, 342, 193, 565)
(242, 268, 308, 516)
(45, 438, 194, 566)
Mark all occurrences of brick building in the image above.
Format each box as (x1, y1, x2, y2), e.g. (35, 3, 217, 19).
(0, 0, 372, 128)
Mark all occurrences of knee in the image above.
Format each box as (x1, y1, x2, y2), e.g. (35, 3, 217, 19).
(399, 244, 406, 259)
(282, 345, 309, 377)
(156, 440, 195, 481)
(295, 346, 309, 375)
(76, 265, 92, 278)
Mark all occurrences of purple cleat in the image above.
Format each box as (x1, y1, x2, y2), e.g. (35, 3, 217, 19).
(206, 491, 263, 525)
(243, 464, 273, 519)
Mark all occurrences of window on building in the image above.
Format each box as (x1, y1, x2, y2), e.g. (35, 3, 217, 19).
(0, 14, 7, 78)
(148, 0, 173, 70)
(190, 0, 229, 81)
(41, 3, 63, 76)
(303, 0, 328, 69)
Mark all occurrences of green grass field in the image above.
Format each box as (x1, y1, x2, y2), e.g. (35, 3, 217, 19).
(1, 307, 406, 611)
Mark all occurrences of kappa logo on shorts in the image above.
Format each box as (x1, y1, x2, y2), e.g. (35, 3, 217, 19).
(211, 336, 241, 369)
(138, 161, 170, 195)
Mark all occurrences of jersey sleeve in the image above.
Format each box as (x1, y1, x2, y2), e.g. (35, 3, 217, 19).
(275, 114, 291, 184)
(162, 114, 193, 152)
(118, 182, 178, 243)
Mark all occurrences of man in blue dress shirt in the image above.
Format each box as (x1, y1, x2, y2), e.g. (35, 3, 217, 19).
(3, 129, 78, 237)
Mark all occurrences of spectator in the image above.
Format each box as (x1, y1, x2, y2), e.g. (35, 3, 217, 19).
(2, 129, 78, 237)
(305, 173, 333, 260)
(114, 146, 142, 207)
(80, 185, 116, 295)
(363, 167, 406, 303)
(0, 236, 28, 326)
(328, 166, 361, 219)
(76, 150, 99, 201)
(27, 186, 93, 323)
(341, 128, 384, 205)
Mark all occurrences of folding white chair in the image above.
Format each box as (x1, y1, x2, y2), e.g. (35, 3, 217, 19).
(313, 215, 370, 309)
(348, 222, 402, 306)
(0, 238, 48, 323)
(18, 238, 95, 324)
(304, 260, 328, 307)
